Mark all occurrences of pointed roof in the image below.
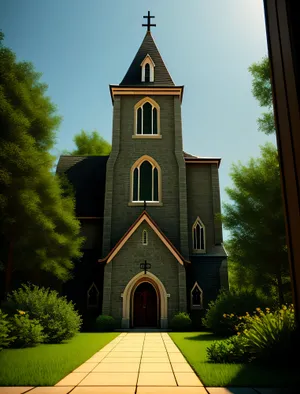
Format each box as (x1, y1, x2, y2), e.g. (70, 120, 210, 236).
(120, 31, 174, 86)
(98, 210, 190, 266)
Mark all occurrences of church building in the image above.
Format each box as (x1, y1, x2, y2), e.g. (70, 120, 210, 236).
(57, 13, 228, 329)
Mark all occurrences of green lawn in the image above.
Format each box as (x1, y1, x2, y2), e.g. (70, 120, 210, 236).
(0, 333, 119, 386)
(170, 332, 300, 387)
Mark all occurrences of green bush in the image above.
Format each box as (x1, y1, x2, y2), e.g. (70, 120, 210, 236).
(202, 289, 272, 336)
(5, 283, 82, 343)
(207, 335, 251, 363)
(171, 312, 192, 331)
(241, 305, 296, 363)
(95, 315, 117, 331)
(0, 309, 14, 350)
(9, 310, 45, 348)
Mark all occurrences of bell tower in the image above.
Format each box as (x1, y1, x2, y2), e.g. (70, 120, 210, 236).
(102, 12, 188, 315)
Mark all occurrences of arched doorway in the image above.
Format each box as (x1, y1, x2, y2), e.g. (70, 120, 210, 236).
(133, 282, 158, 328)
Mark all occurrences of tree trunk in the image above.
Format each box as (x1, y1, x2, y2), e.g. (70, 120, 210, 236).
(5, 238, 14, 295)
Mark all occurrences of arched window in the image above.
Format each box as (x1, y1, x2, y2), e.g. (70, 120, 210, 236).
(191, 282, 203, 309)
(142, 229, 148, 245)
(145, 63, 150, 82)
(131, 156, 161, 203)
(141, 54, 155, 82)
(135, 99, 159, 135)
(192, 217, 206, 252)
(87, 283, 99, 308)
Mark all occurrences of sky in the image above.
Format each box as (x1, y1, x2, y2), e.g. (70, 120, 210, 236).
(0, 0, 276, 240)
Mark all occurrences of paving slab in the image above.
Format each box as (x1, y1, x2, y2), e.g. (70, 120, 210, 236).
(138, 372, 177, 386)
(175, 372, 203, 386)
(142, 351, 167, 358)
(92, 363, 140, 372)
(72, 363, 98, 373)
(55, 373, 88, 386)
(78, 372, 138, 386)
(139, 363, 173, 372)
(171, 362, 194, 372)
(71, 387, 136, 394)
(141, 357, 169, 363)
(137, 388, 207, 394)
(101, 357, 141, 363)
(29, 388, 73, 394)
(0, 388, 34, 394)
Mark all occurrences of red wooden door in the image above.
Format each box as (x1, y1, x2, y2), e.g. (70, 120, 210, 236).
(133, 282, 158, 327)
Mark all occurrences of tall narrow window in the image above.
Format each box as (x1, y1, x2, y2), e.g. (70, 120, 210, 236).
(141, 55, 155, 82)
(192, 217, 206, 252)
(87, 283, 99, 308)
(145, 63, 150, 82)
(142, 229, 148, 245)
(131, 156, 161, 203)
(191, 282, 203, 309)
(134, 98, 160, 136)
(143, 102, 152, 134)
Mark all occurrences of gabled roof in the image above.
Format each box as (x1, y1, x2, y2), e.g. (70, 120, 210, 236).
(56, 155, 109, 217)
(120, 31, 174, 86)
(99, 210, 190, 266)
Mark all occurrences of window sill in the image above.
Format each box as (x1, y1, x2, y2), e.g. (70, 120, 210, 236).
(132, 134, 162, 139)
(128, 202, 163, 207)
(192, 250, 206, 254)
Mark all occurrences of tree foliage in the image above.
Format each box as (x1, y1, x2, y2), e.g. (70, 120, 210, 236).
(66, 130, 111, 156)
(248, 56, 276, 135)
(220, 143, 290, 304)
(0, 33, 84, 290)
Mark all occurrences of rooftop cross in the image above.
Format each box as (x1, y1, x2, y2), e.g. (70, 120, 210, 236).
(142, 11, 156, 32)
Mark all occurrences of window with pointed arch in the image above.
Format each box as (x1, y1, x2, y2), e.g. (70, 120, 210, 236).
(191, 282, 203, 309)
(192, 217, 206, 253)
(141, 54, 155, 82)
(131, 156, 161, 203)
(142, 229, 148, 245)
(87, 282, 99, 308)
(134, 97, 160, 136)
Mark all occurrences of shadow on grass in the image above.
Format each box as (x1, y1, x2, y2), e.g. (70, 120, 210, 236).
(184, 332, 224, 341)
(226, 361, 300, 388)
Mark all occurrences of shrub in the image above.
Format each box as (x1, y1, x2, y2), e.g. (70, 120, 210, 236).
(241, 305, 296, 363)
(0, 309, 14, 350)
(171, 312, 192, 331)
(95, 315, 117, 331)
(9, 310, 45, 348)
(202, 289, 272, 336)
(5, 283, 82, 343)
(207, 335, 251, 363)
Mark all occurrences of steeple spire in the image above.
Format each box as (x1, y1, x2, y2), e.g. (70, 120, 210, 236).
(142, 11, 156, 32)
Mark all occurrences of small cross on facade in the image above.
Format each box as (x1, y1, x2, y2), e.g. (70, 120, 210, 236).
(144, 200, 147, 211)
(140, 260, 151, 274)
(142, 11, 156, 32)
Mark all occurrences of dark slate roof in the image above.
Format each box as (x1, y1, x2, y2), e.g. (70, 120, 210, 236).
(120, 31, 174, 86)
(56, 156, 109, 217)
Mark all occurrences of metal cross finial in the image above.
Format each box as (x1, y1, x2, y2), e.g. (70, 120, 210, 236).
(144, 200, 147, 211)
(140, 260, 152, 274)
(142, 11, 156, 32)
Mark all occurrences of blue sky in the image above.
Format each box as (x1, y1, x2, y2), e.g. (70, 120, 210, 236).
(0, 0, 275, 240)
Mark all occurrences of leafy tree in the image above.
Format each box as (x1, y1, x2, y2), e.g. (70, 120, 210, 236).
(248, 56, 276, 135)
(220, 143, 290, 305)
(0, 33, 84, 294)
(65, 130, 111, 155)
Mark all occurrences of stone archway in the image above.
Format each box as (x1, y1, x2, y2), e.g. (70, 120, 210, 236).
(121, 271, 168, 329)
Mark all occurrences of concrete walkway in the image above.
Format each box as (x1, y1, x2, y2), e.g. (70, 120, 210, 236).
(0, 333, 296, 394)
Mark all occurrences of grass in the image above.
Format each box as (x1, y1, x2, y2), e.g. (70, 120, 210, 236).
(170, 332, 300, 387)
(0, 332, 119, 386)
